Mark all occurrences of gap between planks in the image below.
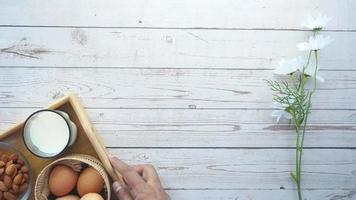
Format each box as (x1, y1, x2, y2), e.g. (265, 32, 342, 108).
(0, 107, 355, 111)
(0, 25, 355, 32)
(2, 66, 356, 72)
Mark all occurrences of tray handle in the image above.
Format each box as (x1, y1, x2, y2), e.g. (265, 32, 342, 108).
(68, 94, 124, 184)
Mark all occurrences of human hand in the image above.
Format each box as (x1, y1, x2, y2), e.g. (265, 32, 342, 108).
(109, 156, 170, 200)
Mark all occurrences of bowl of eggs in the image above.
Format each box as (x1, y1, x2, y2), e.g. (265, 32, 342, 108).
(35, 154, 111, 200)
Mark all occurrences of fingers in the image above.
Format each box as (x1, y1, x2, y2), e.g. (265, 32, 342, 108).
(110, 157, 147, 195)
(132, 164, 162, 186)
(110, 156, 130, 171)
(112, 181, 133, 200)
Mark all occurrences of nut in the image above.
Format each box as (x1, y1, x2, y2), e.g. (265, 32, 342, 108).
(21, 173, 28, 184)
(5, 160, 13, 168)
(5, 165, 16, 177)
(11, 184, 19, 193)
(3, 191, 16, 200)
(0, 161, 5, 167)
(0, 181, 8, 192)
(1, 155, 9, 163)
(19, 183, 28, 193)
(14, 164, 21, 170)
(20, 166, 28, 173)
(13, 174, 22, 185)
(9, 154, 18, 162)
(0, 168, 4, 176)
(3, 175, 11, 188)
(16, 159, 24, 165)
(20, 177, 26, 185)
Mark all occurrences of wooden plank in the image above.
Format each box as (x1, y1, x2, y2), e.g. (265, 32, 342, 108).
(0, 68, 355, 109)
(2, 108, 355, 126)
(1, 108, 355, 148)
(0, 28, 355, 70)
(108, 149, 356, 189)
(0, 0, 355, 30)
(166, 189, 356, 200)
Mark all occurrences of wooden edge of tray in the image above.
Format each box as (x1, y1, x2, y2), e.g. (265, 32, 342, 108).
(68, 94, 123, 183)
(0, 94, 124, 183)
(0, 96, 70, 140)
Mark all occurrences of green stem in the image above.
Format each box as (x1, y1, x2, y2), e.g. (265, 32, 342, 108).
(294, 50, 319, 200)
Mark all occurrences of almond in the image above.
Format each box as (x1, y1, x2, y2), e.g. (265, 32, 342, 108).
(5, 160, 13, 168)
(1, 155, 9, 163)
(19, 183, 28, 193)
(3, 191, 16, 200)
(11, 184, 19, 193)
(14, 164, 21, 170)
(20, 166, 28, 173)
(22, 173, 28, 184)
(20, 178, 26, 185)
(3, 175, 11, 188)
(9, 154, 18, 162)
(0, 181, 8, 192)
(5, 165, 16, 177)
(0, 161, 5, 167)
(12, 174, 22, 185)
(0, 168, 4, 176)
(16, 159, 24, 165)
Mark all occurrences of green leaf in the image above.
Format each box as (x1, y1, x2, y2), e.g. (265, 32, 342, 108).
(290, 172, 298, 183)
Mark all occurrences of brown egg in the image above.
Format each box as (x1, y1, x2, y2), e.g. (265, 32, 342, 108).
(56, 195, 81, 200)
(77, 167, 104, 197)
(49, 165, 78, 196)
(80, 193, 104, 200)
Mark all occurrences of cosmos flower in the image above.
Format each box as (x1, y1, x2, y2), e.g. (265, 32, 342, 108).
(274, 56, 324, 82)
(303, 63, 325, 82)
(297, 35, 332, 51)
(301, 14, 331, 30)
(274, 57, 304, 75)
(271, 103, 292, 123)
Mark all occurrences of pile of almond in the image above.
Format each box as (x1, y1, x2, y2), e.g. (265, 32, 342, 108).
(0, 153, 29, 200)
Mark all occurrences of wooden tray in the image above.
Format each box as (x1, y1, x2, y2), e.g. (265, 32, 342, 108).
(0, 94, 122, 200)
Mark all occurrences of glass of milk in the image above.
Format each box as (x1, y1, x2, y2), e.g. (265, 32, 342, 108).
(23, 109, 77, 158)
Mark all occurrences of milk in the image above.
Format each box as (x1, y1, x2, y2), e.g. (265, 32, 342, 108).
(24, 110, 71, 157)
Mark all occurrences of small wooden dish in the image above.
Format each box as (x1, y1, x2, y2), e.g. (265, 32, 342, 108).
(0, 94, 123, 200)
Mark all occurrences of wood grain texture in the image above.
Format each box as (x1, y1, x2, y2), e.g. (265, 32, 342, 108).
(0, 0, 355, 30)
(166, 189, 356, 200)
(108, 149, 356, 190)
(0, 68, 355, 109)
(1, 108, 355, 148)
(1, 1, 355, 199)
(0, 28, 354, 70)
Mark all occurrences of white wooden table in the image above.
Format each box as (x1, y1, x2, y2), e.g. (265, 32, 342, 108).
(1, 1, 356, 199)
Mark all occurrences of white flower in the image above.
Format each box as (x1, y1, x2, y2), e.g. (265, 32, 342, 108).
(274, 57, 304, 75)
(274, 56, 324, 82)
(297, 35, 332, 51)
(271, 103, 292, 123)
(303, 63, 325, 82)
(301, 14, 331, 30)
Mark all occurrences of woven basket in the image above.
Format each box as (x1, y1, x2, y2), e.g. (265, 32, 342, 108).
(35, 154, 111, 200)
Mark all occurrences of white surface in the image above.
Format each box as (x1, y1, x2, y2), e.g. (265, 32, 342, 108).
(24, 111, 70, 155)
(0, 0, 355, 199)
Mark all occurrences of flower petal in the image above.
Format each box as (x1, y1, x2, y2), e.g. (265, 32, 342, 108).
(316, 75, 325, 82)
(297, 42, 311, 51)
(301, 14, 331, 30)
